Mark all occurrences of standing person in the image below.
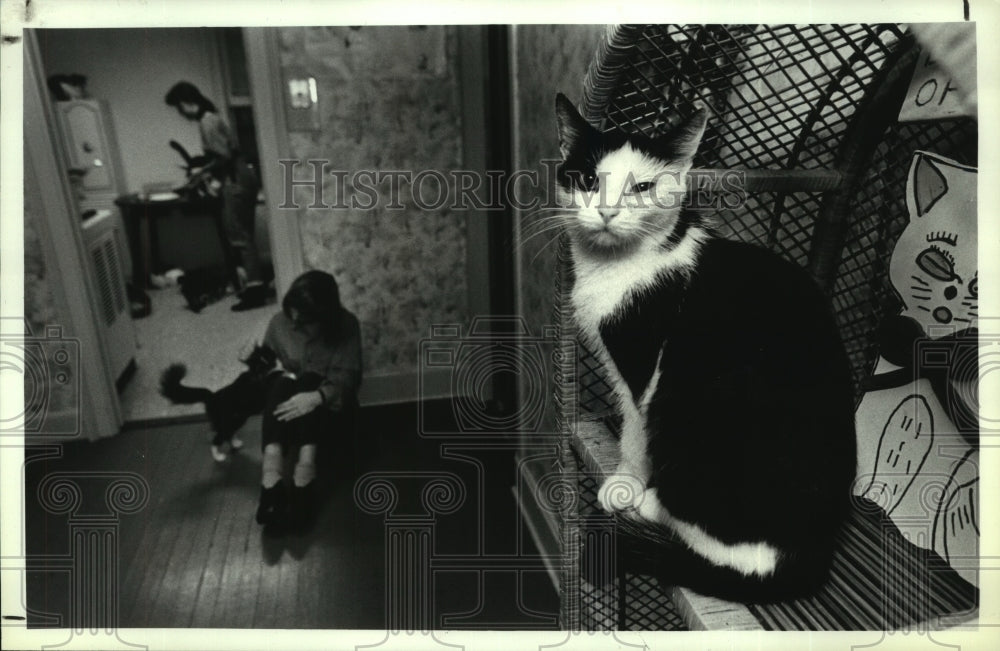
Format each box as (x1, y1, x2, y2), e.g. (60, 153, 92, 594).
(165, 81, 267, 311)
(256, 270, 363, 532)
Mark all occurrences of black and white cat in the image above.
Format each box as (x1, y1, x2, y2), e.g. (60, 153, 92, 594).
(554, 93, 857, 601)
(160, 344, 280, 461)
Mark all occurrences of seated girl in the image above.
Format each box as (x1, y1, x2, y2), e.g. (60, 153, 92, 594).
(255, 270, 362, 531)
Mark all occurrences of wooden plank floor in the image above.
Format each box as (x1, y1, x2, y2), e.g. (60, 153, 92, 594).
(23, 402, 559, 629)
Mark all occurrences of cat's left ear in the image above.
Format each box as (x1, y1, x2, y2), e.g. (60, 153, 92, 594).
(910, 153, 949, 218)
(555, 92, 596, 160)
(663, 106, 709, 161)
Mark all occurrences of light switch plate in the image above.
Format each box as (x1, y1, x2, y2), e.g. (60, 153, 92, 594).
(283, 67, 321, 131)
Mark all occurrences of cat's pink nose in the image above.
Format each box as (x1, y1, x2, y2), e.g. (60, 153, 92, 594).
(598, 208, 619, 223)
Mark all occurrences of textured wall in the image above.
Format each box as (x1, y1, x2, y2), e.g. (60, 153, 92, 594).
(511, 25, 606, 430)
(23, 162, 79, 424)
(24, 172, 59, 336)
(513, 25, 605, 339)
(278, 26, 468, 375)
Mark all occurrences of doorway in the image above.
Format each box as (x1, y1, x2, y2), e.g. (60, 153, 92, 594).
(34, 27, 282, 424)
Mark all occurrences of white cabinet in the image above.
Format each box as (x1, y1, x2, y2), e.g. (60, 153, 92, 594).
(55, 100, 136, 387)
(55, 99, 132, 276)
(81, 210, 137, 386)
(55, 100, 126, 212)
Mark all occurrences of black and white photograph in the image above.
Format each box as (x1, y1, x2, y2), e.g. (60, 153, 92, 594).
(2, 1, 998, 649)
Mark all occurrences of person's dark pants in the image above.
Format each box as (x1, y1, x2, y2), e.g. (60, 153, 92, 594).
(261, 374, 330, 453)
(260, 373, 357, 485)
(258, 373, 353, 529)
(221, 161, 262, 285)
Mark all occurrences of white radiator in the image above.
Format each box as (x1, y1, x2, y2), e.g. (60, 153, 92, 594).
(82, 209, 136, 386)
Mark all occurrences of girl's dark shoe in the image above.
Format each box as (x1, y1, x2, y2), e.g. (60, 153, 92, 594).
(286, 482, 316, 533)
(255, 483, 286, 527)
(232, 283, 268, 311)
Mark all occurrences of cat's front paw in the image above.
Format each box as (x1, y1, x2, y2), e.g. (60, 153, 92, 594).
(597, 470, 646, 512)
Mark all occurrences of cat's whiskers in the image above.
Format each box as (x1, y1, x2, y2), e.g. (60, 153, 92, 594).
(520, 207, 575, 226)
(566, 213, 672, 253)
(519, 212, 574, 235)
(524, 205, 578, 215)
(517, 217, 574, 249)
(518, 227, 569, 254)
(529, 230, 568, 266)
(523, 204, 580, 217)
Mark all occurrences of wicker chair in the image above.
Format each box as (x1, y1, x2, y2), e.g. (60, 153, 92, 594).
(555, 24, 979, 631)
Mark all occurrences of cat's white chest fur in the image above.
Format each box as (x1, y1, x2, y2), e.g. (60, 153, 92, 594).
(570, 231, 702, 341)
(571, 230, 702, 516)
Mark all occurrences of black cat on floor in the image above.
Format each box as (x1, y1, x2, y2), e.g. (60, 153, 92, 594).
(178, 266, 231, 313)
(159, 344, 280, 461)
(232, 261, 277, 312)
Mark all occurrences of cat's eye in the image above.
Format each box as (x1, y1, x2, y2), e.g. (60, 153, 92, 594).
(969, 276, 978, 298)
(574, 172, 598, 192)
(629, 181, 653, 194)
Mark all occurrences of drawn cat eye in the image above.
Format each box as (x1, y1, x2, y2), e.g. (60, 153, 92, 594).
(916, 246, 960, 283)
(969, 275, 978, 298)
(629, 181, 654, 194)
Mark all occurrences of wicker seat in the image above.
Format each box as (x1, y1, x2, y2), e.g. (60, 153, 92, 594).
(556, 24, 979, 631)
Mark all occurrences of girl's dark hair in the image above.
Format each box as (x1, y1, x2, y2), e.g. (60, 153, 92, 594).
(282, 270, 343, 341)
(164, 81, 217, 116)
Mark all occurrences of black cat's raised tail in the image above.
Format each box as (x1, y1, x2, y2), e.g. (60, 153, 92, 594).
(159, 364, 213, 405)
(168, 139, 194, 166)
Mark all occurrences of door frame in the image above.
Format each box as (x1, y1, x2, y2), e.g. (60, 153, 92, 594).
(243, 28, 306, 300)
(22, 30, 123, 439)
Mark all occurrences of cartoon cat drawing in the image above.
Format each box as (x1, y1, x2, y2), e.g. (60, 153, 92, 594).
(854, 150, 978, 588)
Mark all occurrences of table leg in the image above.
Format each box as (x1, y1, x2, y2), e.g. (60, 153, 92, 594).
(136, 213, 151, 288)
(149, 213, 161, 284)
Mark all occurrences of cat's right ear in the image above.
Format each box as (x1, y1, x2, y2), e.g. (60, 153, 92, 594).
(555, 93, 593, 160)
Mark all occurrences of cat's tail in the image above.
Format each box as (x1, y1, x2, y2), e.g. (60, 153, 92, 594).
(159, 364, 213, 405)
(168, 139, 193, 166)
(595, 513, 831, 604)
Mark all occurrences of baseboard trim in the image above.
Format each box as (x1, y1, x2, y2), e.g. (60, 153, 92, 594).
(358, 367, 454, 406)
